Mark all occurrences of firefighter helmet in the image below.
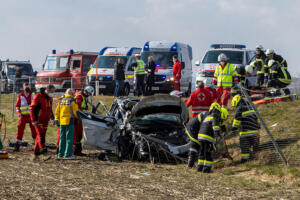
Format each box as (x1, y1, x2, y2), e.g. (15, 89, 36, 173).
(266, 49, 274, 56)
(232, 94, 241, 107)
(221, 107, 228, 120)
(84, 86, 94, 96)
(203, 79, 211, 88)
(217, 53, 227, 62)
(209, 102, 221, 112)
(256, 45, 264, 51)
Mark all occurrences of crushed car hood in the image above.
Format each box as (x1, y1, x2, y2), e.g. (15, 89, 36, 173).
(130, 94, 189, 122)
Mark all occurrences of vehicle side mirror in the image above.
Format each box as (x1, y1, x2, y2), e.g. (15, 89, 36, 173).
(195, 60, 201, 66)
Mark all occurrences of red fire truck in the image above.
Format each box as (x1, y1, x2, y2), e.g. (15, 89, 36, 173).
(36, 50, 98, 91)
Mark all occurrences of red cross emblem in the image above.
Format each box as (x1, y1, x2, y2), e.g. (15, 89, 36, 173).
(197, 92, 206, 101)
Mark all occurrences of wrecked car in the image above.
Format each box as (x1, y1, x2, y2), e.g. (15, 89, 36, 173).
(78, 94, 191, 163)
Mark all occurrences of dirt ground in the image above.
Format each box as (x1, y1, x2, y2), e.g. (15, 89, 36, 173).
(0, 146, 300, 200)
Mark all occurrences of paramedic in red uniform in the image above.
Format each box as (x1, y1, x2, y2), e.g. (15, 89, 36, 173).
(74, 86, 94, 156)
(212, 53, 238, 107)
(172, 55, 182, 91)
(30, 85, 55, 158)
(204, 79, 217, 103)
(185, 79, 212, 118)
(14, 82, 37, 152)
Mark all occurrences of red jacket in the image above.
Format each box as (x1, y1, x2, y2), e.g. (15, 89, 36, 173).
(30, 92, 53, 125)
(185, 88, 212, 118)
(16, 90, 34, 115)
(75, 90, 88, 111)
(173, 60, 182, 79)
(205, 87, 217, 102)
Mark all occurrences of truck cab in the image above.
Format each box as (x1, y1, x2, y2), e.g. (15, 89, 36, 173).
(36, 50, 98, 91)
(192, 44, 256, 92)
(87, 47, 141, 95)
(0, 60, 36, 93)
(141, 41, 193, 94)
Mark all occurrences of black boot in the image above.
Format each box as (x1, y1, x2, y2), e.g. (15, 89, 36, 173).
(14, 143, 20, 152)
(187, 156, 195, 168)
(203, 166, 211, 173)
(40, 148, 48, 155)
(74, 143, 85, 156)
(197, 164, 203, 172)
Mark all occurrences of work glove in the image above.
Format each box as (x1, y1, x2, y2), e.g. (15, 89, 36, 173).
(233, 83, 239, 89)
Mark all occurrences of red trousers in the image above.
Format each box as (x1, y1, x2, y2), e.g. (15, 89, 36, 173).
(216, 86, 231, 107)
(56, 127, 60, 147)
(173, 77, 181, 91)
(74, 120, 83, 145)
(34, 125, 47, 153)
(16, 115, 37, 142)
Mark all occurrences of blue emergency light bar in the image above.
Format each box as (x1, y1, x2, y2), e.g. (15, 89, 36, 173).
(170, 43, 177, 52)
(210, 44, 246, 49)
(99, 47, 115, 55)
(52, 49, 56, 54)
(127, 47, 141, 56)
(70, 49, 74, 54)
(143, 41, 150, 51)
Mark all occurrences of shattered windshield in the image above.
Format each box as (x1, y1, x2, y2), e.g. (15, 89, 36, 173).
(134, 114, 181, 126)
(44, 56, 69, 71)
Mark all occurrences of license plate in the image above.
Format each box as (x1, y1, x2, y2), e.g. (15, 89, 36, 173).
(152, 87, 159, 90)
(99, 85, 106, 88)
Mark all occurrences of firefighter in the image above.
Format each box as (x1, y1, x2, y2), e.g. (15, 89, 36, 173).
(204, 79, 217, 103)
(254, 45, 267, 87)
(212, 53, 238, 107)
(74, 86, 94, 156)
(197, 103, 228, 173)
(267, 60, 292, 94)
(30, 85, 55, 158)
(14, 82, 37, 152)
(231, 65, 246, 96)
(185, 111, 208, 168)
(134, 54, 146, 96)
(55, 89, 79, 159)
(185, 78, 212, 118)
(231, 95, 260, 163)
(265, 49, 288, 70)
(172, 55, 182, 91)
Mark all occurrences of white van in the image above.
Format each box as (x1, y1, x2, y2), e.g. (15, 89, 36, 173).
(87, 47, 141, 95)
(192, 44, 256, 92)
(141, 41, 193, 95)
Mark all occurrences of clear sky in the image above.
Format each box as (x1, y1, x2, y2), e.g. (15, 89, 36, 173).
(0, 0, 299, 76)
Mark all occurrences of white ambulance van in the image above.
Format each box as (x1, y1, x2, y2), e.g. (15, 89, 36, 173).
(140, 41, 193, 95)
(192, 44, 256, 92)
(87, 47, 141, 95)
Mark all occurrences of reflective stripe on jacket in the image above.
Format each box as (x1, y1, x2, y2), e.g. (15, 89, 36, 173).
(134, 60, 146, 75)
(213, 63, 238, 87)
(16, 91, 35, 115)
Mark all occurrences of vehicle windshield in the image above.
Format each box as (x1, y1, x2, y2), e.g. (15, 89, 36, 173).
(7, 63, 33, 75)
(94, 55, 128, 69)
(134, 114, 181, 126)
(44, 56, 69, 71)
(141, 51, 178, 68)
(202, 50, 244, 64)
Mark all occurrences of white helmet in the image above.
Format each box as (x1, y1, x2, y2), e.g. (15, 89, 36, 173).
(218, 53, 227, 62)
(245, 65, 253, 74)
(266, 49, 275, 56)
(84, 86, 94, 96)
(268, 59, 276, 67)
(250, 61, 256, 67)
(170, 90, 184, 98)
(203, 78, 211, 88)
(256, 45, 264, 51)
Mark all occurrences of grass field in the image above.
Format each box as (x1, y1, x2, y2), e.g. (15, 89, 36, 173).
(0, 94, 300, 199)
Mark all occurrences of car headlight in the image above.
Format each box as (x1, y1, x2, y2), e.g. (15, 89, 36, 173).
(166, 77, 174, 81)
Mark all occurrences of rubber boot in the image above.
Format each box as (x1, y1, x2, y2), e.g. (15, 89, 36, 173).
(187, 156, 195, 168)
(203, 166, 211, 173)
(14, 143, 20, 152)
(197, 164, 203, 172)
(74, 143, 85, 156)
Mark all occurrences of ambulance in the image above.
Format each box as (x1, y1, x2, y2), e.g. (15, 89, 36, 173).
(87, 47, 141, 95)
(140, 41, 193, 94)
(192, 44, 256, 92)
(36, 50, 98, 91)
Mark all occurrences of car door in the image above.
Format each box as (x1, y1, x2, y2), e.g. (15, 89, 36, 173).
(125, 56, 136, 88)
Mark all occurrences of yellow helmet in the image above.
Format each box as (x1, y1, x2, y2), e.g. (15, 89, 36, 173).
(209, 102, 221, 112)
(232, 95, 241, 107)
(221, 107, 228, 120)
